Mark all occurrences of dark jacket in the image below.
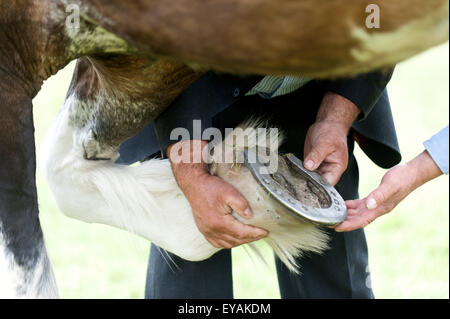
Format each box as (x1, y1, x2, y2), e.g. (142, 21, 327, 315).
(117, 71, 401, 169)
(118, 70, 402, 300)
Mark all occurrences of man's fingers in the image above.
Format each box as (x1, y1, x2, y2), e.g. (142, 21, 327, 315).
(305, 140, 347, 185)
(335, 209, 379, 232)
(318, 163, 345, 186)
(365, 182, 392, 210)
(212, 239, 235, 249)
(223, 188, 253, 219)
(207, 217, 268, 248)
(304, 142, 330, 171)
(204, 230, 248, 249)
(345, 199, 361, 209)
(223, 214, 268, 240)
(205, 213, 268, 244)
(216, 232, 262, 248)
(206, 238, 222, 248)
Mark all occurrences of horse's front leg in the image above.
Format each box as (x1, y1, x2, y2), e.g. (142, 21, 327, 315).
(0, 0, 153, 297)
(0, 91, 58, 298)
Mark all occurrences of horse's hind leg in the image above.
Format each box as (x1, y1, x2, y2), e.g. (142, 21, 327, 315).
(0, 91, 58, 298)
(67, 55, 201, 160)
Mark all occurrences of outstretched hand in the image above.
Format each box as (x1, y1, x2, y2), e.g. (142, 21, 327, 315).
(336, 150, 443, 232)
(336, 164, 414, 232)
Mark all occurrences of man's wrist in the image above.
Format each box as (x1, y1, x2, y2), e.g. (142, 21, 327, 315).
(167, 140, 210, 189)
(316, 92, 361, 132)
(407, 150, 443, 191)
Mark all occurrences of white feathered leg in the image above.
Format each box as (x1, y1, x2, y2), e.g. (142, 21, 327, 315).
(0, 232, 59, 299)
(40, 103, 219, 261)
(40, 99, 329, 273)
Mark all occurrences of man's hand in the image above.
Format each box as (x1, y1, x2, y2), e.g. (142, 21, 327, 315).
(304, 121, 349, 186)
(336, 150, 443, 232)
(304, 92, 360, 186)
(168, 140, 268, 249)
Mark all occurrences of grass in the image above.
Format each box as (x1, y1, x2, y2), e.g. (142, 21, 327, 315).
(32, 43, 449, 299)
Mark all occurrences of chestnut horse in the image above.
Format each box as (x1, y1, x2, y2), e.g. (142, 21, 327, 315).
(0, 0, 447, 297)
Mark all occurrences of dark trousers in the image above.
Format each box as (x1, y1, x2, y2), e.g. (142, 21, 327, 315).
(145, 82, 374, 299)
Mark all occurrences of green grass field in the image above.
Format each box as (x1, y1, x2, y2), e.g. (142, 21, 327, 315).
(32, 43, 449, 299)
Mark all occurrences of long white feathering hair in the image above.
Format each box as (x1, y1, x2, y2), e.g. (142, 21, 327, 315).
(40, 97, 329, 273)
(208, 117, 329, 271)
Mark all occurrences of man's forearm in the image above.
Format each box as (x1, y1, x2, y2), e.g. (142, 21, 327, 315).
(167, 140, 210, 190)
(316, 68, 394, 120)
(409, 150, 443, 191)
(316, 92, 361, 130)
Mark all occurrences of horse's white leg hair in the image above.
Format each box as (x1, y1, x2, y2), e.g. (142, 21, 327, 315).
(0, 227, 58, 298)
(0, 2, 140, 299)
(40, 95, 329, 273)
(40, 98, 219, 261)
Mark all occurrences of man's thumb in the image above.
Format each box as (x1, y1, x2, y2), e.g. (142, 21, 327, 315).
(365, 182, 391, 210)
(304, 145, 328, 171)
(224, 190, 253, 219)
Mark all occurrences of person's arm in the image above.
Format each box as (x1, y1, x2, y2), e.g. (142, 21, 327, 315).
(423, 126, 449, 175)
(153, 74, 266, 249)
(316, 68, 394, 120)
(154, 73, 261, 157)
(335, 126, 448, 232)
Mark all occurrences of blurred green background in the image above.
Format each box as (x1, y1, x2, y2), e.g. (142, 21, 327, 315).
(33, 43, 449, 299)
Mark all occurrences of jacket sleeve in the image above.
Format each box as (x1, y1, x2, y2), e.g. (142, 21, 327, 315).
(423, 125, 449, 175)
(316, 68, 394, 120)
(154, 73, 262, 156)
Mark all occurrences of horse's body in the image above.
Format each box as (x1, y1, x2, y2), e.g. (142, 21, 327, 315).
(0, 0, 448, 298)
